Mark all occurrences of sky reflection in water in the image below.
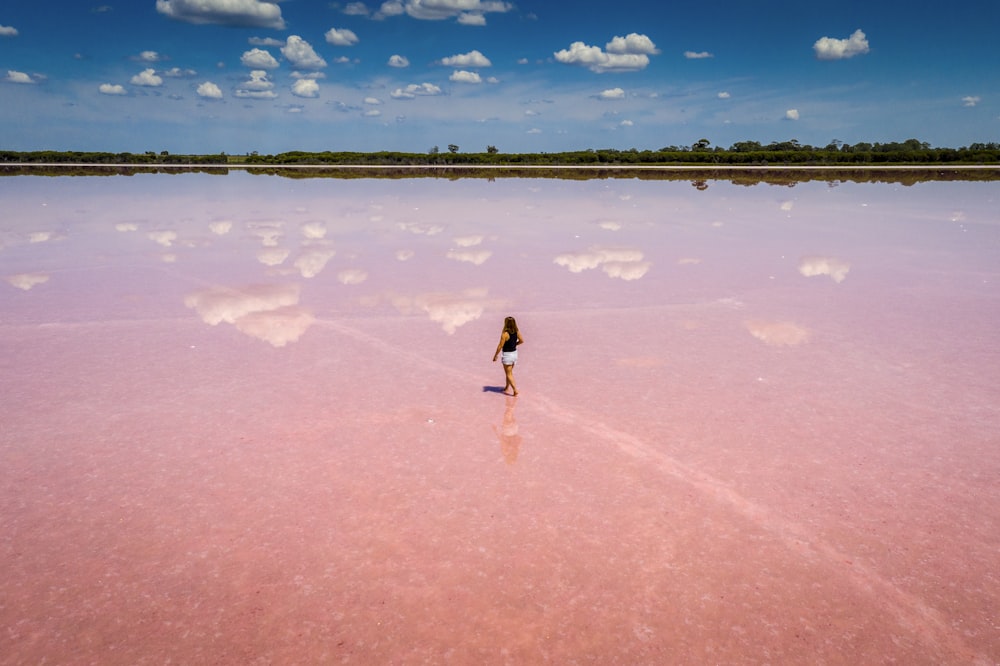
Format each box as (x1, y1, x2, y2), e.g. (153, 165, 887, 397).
(1, 173, 998, 664)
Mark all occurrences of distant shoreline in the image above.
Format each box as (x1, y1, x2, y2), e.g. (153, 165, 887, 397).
(5, 162, 999, 184)
(5, 163, 1000, 170)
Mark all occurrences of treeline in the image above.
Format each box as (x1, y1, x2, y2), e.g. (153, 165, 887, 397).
(0, 150, 226, 165)
(1, 139, 999, 166)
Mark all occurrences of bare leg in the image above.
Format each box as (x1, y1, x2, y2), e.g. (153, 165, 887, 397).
(503, 363, 517, 396)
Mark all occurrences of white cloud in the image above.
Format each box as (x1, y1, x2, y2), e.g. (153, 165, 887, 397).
(554, 39, 652, 73)
(282, 35, 327, 69)
(326, 27, 359, 46)
(343, 2, 370, 16)
(391, 0, 512, 25)
(5, 70, 34, 84)
(292, 71, 325, 79)
(458, 12, 486, 26)
(249, 36, 284, 47)
(209, 221, 232, 234)
(962, 96, 980, 107)
(290, 78, 319, 97)
(785, 108, 800, 120)
(364, 96, 382, 104)
(163, 66, 197, 77)
(155, 0, 285, 29)
(619, 119, 633, 127)
(684, 50, 713, 59)
(138, 50, 164, 62)
(717, 91, 730, 99)
(130, 68, 163, 86)
(450, 70, 482, 83)
(236, 89, 277, 99)
(363, 108, 382, 117)
(0, 25, 19, 37)
(239, 69, 274, 91)
(813, 28, 870, 60)
(241, 48, 279, 69)
(99, 83, 127, 95)
(606, 33, 659, 55)
(375, 0, 405, 19)
(440, 49, 491, 67)
(388, 54, 410, 67)
(599, 87, 625, 100)
(197, 81, 223, 98)
(390, 82, 442, 98)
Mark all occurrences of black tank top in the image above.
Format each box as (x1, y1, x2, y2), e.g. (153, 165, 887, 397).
(502, 332, 518, 352)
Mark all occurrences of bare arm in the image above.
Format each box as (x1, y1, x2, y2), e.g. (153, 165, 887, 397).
(493, 331, 509, 362)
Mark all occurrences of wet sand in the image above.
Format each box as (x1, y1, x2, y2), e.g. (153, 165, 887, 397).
(1, 174, 998, 663)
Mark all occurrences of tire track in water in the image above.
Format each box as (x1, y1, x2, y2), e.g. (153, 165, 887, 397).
(318, 317, 990, 664)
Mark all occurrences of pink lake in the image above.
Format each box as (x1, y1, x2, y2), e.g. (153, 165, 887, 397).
(1, 172, 998, 664)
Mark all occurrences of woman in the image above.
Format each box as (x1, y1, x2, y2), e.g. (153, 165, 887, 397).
(492, 316, 524, 396)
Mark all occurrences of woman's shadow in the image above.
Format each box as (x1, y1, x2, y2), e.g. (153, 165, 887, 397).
(482, 385, 507, 394)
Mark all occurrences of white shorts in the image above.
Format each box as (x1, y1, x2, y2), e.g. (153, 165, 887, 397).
(501, 350, 518, 365)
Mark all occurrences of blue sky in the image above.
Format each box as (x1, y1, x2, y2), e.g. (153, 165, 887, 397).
(1, 0, 997, 154)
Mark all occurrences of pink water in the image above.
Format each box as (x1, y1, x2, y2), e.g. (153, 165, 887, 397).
(2, 173, 998, 664)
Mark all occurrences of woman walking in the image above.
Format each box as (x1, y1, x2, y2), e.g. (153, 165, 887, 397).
(492, 316, 524, 396)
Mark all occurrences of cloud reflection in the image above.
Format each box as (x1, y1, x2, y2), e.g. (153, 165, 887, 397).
(233, 305, 315, 347)
(294, 246, 335, 278)
(338, 268, 368, 285)
(554, 246, 650, 280)
(257, 247, 290, 266)
(446, 248, 493, 265)
(29, 231, 56, 243)
(248, 221, 284, 247)
(745, 320, 810, 346)
(184, 283, 312, 346)
(209, 220, 233, 235)
(798, 256, 850, 283)
(390, 287, 496, 334)
(6, 272, 49, 290)
(453, 234, 484, 247)
(147, 230, 177, 247)
(301, 222, 327, 239)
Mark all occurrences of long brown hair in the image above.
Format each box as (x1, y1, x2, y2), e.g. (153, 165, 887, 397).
(503, 316, 518, 338)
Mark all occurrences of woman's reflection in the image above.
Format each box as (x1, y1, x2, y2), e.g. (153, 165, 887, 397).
(493, 395, 522, 464)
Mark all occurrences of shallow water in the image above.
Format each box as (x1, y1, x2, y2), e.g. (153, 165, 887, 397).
(1, 173, 998, 664)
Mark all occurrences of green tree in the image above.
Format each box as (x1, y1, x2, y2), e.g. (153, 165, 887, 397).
(448, 144, 459, 153)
